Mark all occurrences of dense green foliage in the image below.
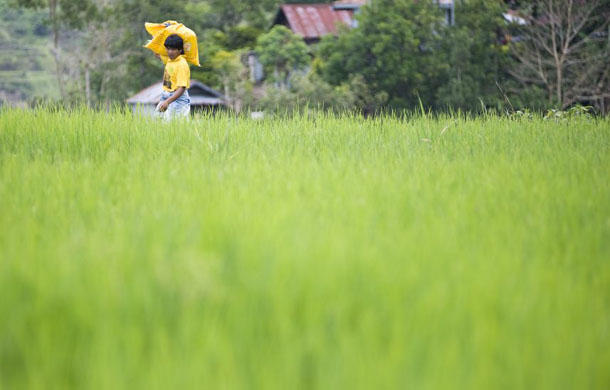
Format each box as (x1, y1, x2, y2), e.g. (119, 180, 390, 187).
(435, 0, 511, 110)
(1, 108, 609, 388)
(4, 0, 609, 112)
(316, 0, 531, 112)
(256, 26, 310, 85)
(318, 0, 446, 109)
(0, 0, 58, 100)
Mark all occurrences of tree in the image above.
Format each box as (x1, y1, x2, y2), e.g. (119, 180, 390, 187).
(256, 26, 310, 88)
(194, 0, 279, 31)
(210, 49, 250, 111)
(435, 0, 512, 111)
(79, 2, 137, 107)
(258, 71, 361, 114)
(317, 0, 446, 109)
(14, 0, 97, 98)
(510, 0, 610, 112)
(210, 26, 263, 51)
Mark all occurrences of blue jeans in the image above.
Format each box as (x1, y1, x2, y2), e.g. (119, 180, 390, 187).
(155, 90, 191, 120)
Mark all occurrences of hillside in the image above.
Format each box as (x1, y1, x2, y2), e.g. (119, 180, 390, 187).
(0, 0, 59, 102)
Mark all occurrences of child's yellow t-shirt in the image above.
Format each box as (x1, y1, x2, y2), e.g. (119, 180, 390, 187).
(162, 55, 190, 92)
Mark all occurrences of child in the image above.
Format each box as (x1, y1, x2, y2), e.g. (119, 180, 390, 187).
(154, 34, 191, 120)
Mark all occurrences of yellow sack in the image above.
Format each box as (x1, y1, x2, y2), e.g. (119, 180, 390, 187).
(144, 21, 200, 66)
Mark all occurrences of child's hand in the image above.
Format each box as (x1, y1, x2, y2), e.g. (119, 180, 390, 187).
(158, 101, 169, 112)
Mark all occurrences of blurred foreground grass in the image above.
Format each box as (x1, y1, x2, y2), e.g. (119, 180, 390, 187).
(0, 108, 609, 389)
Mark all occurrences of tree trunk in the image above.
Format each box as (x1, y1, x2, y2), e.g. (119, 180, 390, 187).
(49, 0, 65, 99)
(556, 65, 563, 107)
(511, 0, 610, 113)
(85, 65, 91, 107)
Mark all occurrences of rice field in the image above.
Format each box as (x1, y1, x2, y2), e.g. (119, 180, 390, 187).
(0, 107, 609, 389)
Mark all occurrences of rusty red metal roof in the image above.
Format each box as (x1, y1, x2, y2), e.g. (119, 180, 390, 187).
(277, 4, 356, 40)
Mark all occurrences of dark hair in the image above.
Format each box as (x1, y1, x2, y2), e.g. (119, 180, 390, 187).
(164, 34, 184, 54)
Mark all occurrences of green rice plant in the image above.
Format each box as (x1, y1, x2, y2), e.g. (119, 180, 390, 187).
(0, 107, 609, 389)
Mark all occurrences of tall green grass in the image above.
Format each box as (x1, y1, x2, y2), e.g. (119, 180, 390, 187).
(1, 107, 609, 389)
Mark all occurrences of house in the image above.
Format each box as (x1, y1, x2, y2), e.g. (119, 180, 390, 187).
(249, 1, 453, 82)
(246, 1, 365, 82)
(250, 0, 520, 83)
(270, 1, 461, 45)
(126, 80, 224, 115)
(271, 1, 366, 45)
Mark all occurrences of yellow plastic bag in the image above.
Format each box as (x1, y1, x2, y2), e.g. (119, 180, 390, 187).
(144, 21, 200, 66)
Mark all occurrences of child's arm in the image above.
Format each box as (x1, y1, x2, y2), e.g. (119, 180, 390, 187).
(158, 87, 185, 112)
(155, 53, 169, 64)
